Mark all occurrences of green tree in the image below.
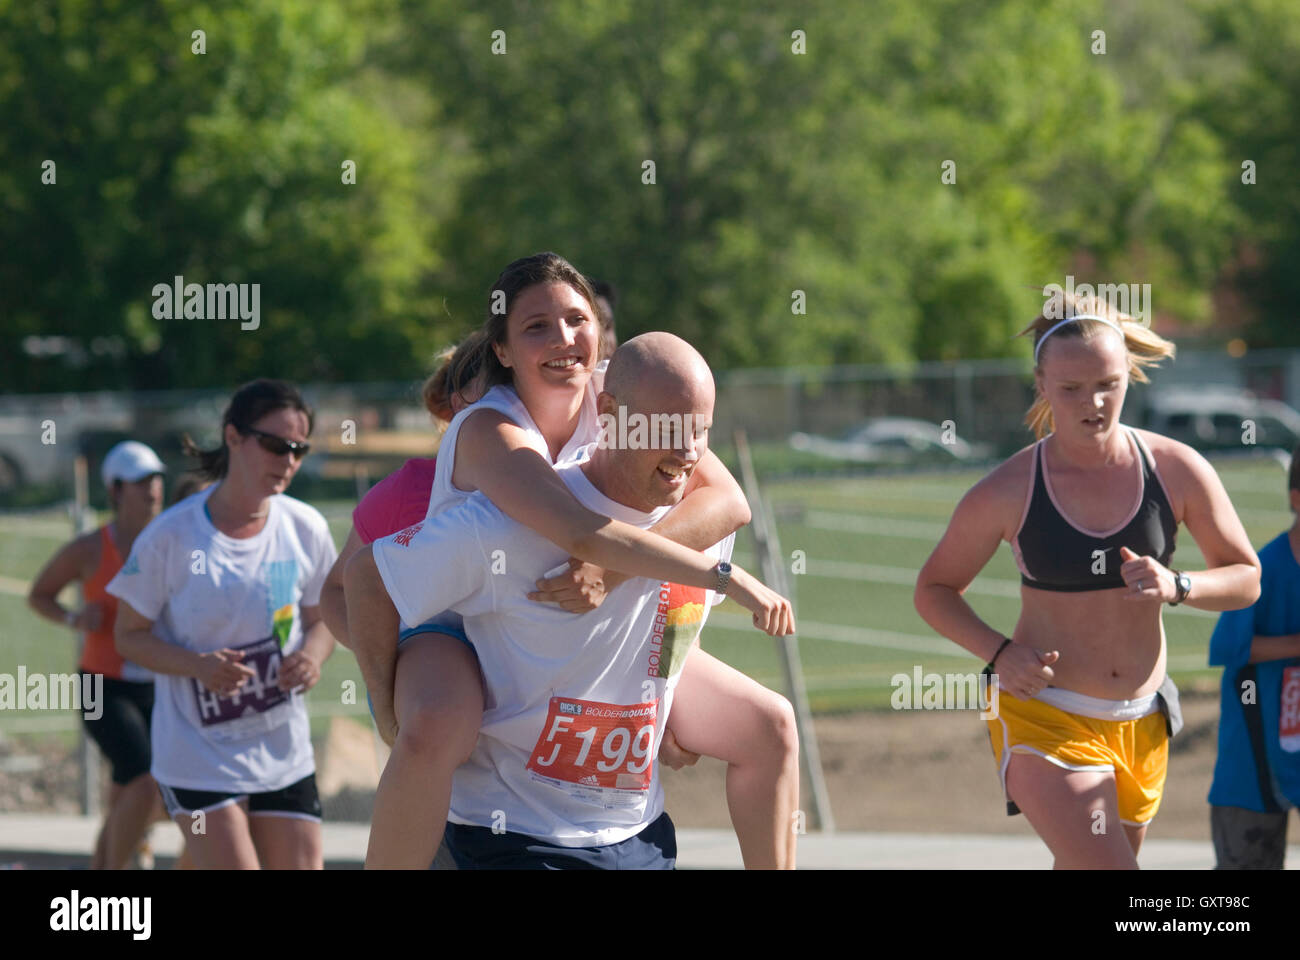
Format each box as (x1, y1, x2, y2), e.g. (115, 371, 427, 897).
(0, 0, 450, 392)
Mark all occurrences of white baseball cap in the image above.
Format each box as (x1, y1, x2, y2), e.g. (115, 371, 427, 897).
(101, 441, 166, 488)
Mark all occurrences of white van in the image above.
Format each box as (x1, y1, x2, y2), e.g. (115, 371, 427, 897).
(1144, 388, 1300, 453)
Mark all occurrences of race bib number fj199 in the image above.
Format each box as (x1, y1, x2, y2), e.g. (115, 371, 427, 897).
(526, 697, 658, 799)
(192, 636, 289, 738)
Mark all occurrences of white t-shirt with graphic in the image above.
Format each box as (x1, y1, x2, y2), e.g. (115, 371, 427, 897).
(107, 486, 337, 793)
(374, 460, 732, 847)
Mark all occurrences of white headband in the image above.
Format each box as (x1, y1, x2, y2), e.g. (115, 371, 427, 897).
(1033, 314, 1125, 364)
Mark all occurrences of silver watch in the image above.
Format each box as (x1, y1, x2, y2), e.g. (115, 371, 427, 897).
(1169, 570, 1192, 606)
(714, 560, 732, 596)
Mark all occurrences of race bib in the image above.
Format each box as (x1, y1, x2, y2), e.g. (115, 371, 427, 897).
(1280, 665, 1300, 753)
(526, 697, 658, 804)
(192, 636, 290, 739)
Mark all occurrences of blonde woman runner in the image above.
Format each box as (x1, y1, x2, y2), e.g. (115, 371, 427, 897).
(915, 297, 1260, 868)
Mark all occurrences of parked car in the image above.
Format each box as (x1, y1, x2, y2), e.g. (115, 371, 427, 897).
(788, 417, 992, 465)
(1143, 388, 1300, 453)
(0, 395, 133, 494)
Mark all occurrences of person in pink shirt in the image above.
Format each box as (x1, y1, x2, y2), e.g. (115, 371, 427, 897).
(322, 348, 476, 638)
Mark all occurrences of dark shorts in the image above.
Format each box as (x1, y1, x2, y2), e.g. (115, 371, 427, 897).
(443, 811, 677, 870)
(1211, 804, 1290, 870)
(81, 674, 153, 785)
(158, 773, 322, 822)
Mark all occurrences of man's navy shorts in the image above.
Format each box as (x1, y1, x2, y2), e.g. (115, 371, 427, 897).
(443, 811, 677, 870)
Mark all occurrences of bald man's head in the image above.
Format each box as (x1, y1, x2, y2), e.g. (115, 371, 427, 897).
(585, 333, 717, 512)
(603, 332, 714, 412)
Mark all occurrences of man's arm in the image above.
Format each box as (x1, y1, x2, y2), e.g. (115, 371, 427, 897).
(531, 450, 750, 603)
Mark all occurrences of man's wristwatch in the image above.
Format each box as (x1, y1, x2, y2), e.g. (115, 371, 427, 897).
(64, 609, 78, 628)
(1169, 570, 1192, 606)
(713, 560, 732, 596)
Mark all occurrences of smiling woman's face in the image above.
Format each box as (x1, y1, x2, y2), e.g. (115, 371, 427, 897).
(1035, 329, 1130, 441)
(492, 282, 599, 401)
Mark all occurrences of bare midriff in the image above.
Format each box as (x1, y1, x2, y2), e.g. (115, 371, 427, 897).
(1013, 585, 1166, 700)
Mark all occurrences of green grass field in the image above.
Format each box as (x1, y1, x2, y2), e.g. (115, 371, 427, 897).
(0, 453, 1290, 739)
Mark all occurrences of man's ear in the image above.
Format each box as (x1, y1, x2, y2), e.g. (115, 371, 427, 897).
(1289, 487, 1300, 515)
(596, 390, 618, 418)
(223, 423, 241, 451)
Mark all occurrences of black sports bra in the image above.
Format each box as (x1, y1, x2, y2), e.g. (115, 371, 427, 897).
(1013, 428, 1177, 592)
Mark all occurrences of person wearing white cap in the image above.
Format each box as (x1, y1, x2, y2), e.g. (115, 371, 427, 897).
(28, 440, 167, 869)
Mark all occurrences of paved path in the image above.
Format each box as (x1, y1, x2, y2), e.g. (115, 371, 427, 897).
(4, 814, 1298, 868)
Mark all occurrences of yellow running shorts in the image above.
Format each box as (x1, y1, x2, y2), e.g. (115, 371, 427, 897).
(986, 686, 1169, 827)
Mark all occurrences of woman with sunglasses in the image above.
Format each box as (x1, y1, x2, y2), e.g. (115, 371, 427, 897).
(109, 379, 339, 869)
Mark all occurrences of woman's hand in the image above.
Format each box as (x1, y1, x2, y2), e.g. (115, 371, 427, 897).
(725, 565, 796, 636)
(279, 649, 322, 693)
(1118, 546, 1176, 602)
(992, 642, 1059, 701)
(195, 649, 256, 697)
(71, 603, 104, 632)
(527, 559, 611, 613)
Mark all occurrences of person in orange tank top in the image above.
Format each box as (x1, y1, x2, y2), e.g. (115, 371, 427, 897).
(28, 441, 166, 869)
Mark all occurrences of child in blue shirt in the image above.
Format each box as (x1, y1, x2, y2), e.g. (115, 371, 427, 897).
(1208, 447, 1300, 868)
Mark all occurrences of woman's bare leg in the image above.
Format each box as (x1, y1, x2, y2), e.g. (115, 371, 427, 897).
(102, 773, 159, 870)
(250, 814, 323, 869)
(365, 633, 483, 869)
(179, 802, 261, 870)
(666, 646, 800, 869)
(1005, 753, 1139, 869)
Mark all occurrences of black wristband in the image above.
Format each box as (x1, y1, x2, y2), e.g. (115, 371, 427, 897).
(984, 637, 1012, 676)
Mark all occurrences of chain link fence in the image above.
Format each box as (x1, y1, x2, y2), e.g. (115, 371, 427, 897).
(4, 347, 1296, 509)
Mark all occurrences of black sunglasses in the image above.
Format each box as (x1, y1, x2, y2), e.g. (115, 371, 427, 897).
(240, 426, 311, 459)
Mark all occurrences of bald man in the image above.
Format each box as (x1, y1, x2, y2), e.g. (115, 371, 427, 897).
(361, 334, 763, 868)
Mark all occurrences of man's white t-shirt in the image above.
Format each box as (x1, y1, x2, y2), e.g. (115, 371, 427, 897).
(374, 460, 733, 847)
(107, 486, 338, 793)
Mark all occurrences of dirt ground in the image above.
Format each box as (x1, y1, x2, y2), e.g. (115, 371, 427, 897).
(660, 690, 1224, 841)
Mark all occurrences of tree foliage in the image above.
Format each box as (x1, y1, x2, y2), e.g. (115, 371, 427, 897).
(1, 0, 1297, 392)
